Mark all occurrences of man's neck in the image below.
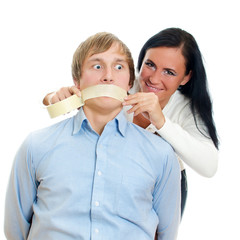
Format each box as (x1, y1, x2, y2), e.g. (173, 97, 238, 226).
(83, 105, 122, 135)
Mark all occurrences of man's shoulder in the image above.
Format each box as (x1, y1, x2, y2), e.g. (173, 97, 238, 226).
(126, 122, 178, 175)
(32, 117, 74, 140)
(24, 116, 74, 155)
(127, 122, 174, 153)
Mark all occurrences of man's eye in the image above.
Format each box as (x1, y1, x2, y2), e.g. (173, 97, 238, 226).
(115, 64, 123, 70)
(93, 64, 101, 69)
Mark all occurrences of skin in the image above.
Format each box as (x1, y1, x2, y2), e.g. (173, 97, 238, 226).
(123, 47, 191, 129)
(44, 46, 191, 131)
(73, 43, 131, 134)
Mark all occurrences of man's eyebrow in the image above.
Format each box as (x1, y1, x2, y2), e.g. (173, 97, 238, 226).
(115, 58, 127, 63)
(87, 57, 127, 63)
(87, 57, 101, 62)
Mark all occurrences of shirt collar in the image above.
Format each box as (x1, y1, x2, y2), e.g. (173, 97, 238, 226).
(72, 108, 128, 137)
(114, 109, 128, 137)
(72, 108, 87, 135)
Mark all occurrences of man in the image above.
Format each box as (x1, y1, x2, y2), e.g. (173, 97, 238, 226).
(5, 32, 180, 240)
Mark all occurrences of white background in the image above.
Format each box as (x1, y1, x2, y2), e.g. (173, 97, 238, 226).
(0, 0, 239, 239)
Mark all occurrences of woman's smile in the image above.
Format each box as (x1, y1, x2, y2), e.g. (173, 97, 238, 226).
(145, 81, 164, 92)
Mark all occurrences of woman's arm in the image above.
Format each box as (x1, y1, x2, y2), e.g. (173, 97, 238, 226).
(123, 92, 218, 178)
(156, 117, 218, 177)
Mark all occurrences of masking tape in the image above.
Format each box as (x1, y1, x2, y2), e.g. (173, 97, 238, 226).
(47, 84, 127, 118)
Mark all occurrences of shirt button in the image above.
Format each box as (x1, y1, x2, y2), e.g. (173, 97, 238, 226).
(95, 228, 99, 234)
(95, 201, 100, 207)
(97, 171, 102, 176)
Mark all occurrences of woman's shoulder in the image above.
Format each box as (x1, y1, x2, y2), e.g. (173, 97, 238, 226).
(163, 91, 191, 119)
(169, 90, 190, 107)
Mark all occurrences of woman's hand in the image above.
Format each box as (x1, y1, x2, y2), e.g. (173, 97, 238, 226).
(123, 92, 165, 129)
(43, 86, 81, 106)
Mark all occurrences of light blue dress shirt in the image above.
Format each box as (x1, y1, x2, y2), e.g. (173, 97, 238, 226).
(5, 108, 180, 240)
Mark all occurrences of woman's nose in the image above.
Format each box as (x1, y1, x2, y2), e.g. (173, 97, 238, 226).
(149, 73, 161, 84)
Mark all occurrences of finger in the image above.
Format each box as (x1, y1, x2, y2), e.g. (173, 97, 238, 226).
(123, 94, 146, 106)
(127, 104, 145, 114)
(123, 92, 156, 105)
(56, 89, 69, 101)
(133, 108, 148, 117)
(69, 86, 81, 97)
(128, 105, 147, 117)
(122, 98, 140, 106)
(63, 88, 72, 98)
(128, 100, 155, 115)
(124, 93, 142, 101)
(51, 94, 61, 104)
(125, 97, 153, 110)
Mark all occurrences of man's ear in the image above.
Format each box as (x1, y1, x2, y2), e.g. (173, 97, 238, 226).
(180, 70, 192, 86)
(73, 78, 80, 89)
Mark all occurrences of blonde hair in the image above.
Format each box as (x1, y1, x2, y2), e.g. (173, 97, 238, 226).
(72, 32, 135, 87)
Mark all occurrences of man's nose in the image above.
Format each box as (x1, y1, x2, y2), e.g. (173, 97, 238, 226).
(101, 68, 113, 83)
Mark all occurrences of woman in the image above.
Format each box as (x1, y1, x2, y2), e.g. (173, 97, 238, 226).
(43, 28, 219, 216)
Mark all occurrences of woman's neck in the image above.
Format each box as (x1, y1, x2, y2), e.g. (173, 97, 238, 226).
(133, 114, 151, 129)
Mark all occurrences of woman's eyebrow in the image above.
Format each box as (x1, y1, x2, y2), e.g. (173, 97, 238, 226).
(145, 59, 154, 63)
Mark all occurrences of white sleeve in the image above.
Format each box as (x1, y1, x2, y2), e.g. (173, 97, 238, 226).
(156, 117, 218, 178)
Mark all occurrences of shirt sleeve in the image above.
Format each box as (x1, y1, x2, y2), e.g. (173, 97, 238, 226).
(153, 149, 181, 240)
(156, 117, 218, 177)
(4, 134, 37, 240)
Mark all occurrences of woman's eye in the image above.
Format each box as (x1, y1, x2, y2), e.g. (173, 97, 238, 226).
(115, 64, 123, 70)
(163, 70, 176, 76)
(93, 64, 101, 69)
(145, 61, 155, 70)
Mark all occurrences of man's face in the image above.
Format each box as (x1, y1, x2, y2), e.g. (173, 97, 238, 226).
(74, 43, 131, 111)
(75, 43, 131, 92)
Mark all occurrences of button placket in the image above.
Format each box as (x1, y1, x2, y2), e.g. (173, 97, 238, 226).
(91, 140, 106, 220)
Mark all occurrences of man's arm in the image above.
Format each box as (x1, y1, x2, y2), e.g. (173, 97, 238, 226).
(153, 149, 181, 240)
(4, 135, 37, 240)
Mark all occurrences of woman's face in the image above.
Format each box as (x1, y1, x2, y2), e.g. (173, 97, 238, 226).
(138, 47, 191, 108)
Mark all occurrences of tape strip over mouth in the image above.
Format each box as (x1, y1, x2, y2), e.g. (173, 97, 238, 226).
(47, 84, 127, 118)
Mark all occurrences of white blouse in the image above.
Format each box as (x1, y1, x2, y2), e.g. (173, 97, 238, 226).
(125, 90, 218, 177)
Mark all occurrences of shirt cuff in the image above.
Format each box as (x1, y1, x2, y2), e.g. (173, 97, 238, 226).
(154, 117, 171, 137)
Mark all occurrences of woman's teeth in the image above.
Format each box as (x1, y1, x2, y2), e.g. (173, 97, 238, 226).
(146, 82, 161, 91)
